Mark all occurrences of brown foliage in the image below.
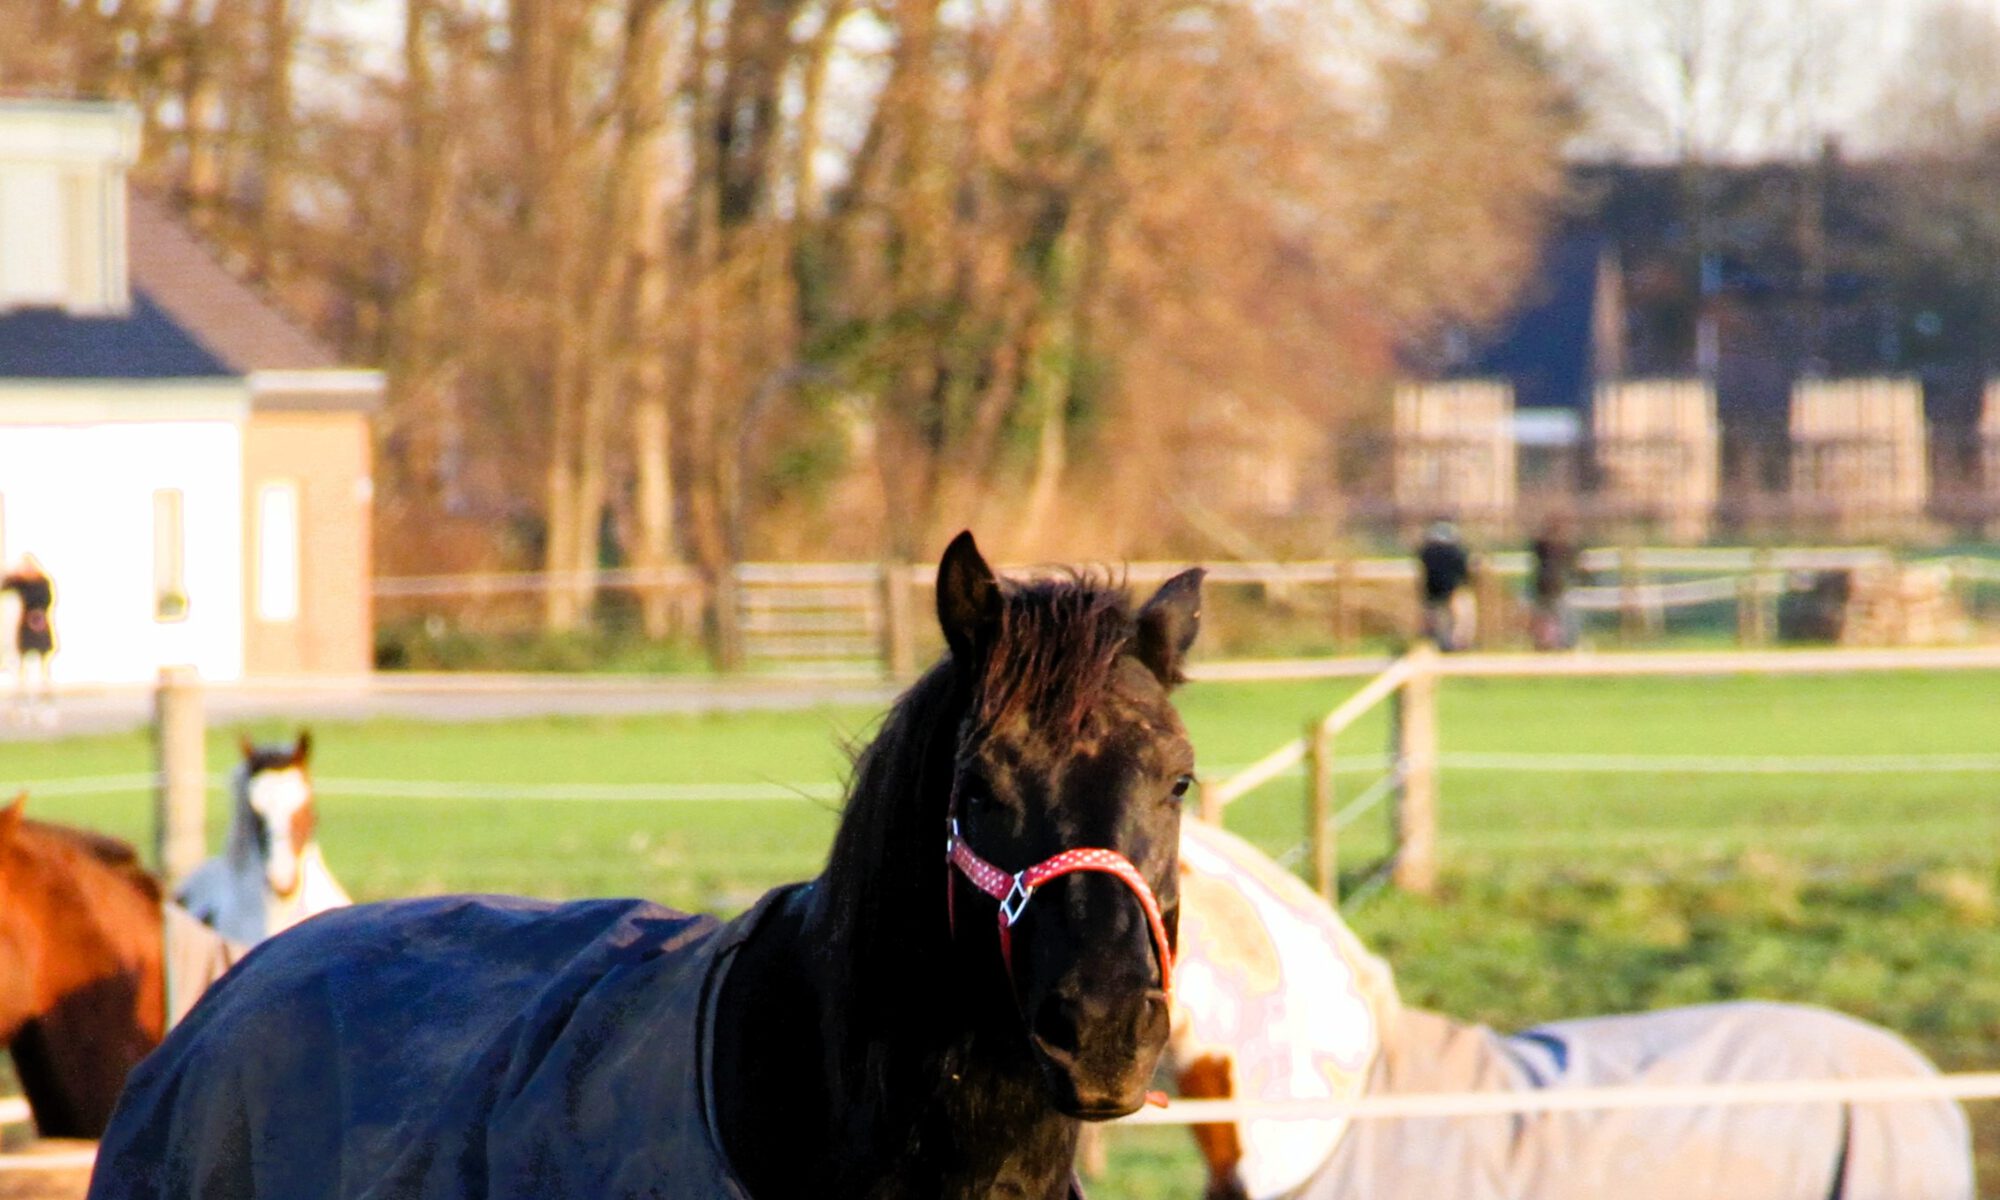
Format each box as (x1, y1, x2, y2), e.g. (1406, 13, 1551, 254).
(5, 0, 1569, 651)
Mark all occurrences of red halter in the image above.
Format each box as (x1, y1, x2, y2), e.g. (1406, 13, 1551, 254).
(945, 817, 1176, 1007)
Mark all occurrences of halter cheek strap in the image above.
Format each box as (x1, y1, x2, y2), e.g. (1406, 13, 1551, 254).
(944, 818, 1176, 1008)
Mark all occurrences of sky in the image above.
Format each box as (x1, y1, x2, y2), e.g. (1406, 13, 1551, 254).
(306, 0, 1991, 159)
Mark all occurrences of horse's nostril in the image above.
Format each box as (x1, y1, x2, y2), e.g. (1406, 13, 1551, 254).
(1032, 997, 1085, 1057)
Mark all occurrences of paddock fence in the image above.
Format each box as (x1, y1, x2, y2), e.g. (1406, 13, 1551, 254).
(1195, 643, 2000, 906)
(374, 546, 2000, 673)
(1120, 1072, 2000, 1127)
(96, 642, 2000, 902)
(12, 651, 2000, 1177)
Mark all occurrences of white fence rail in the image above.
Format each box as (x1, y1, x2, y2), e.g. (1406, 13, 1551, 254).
(1191, 643, 2000, 905)
(1121, 1072, 2000, 1127)
(373, 546, 2000, 672)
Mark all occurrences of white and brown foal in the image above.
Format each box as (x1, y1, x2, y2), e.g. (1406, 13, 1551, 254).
(176, 732, 350, 946)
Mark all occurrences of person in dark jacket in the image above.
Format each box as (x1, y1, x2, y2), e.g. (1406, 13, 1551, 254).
(1417, 522, 1471, 650)
(2, 555, 55, 726)
(1530, 518, 1581, 651)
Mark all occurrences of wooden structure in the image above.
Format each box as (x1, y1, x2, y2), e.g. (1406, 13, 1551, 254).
(153, 665, 206, 883)
(1593, 380, 1718, 543)
(1839, 564, 1965, 648)
(1184, 392, 1322, 518)
(1393, 381, 1515, 529)
(734, 563, 887, 676)
(1202, 645, 1440, 903)
(1789, 378, 1928, 536)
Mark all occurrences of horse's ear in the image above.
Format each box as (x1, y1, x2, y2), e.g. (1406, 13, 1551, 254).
(293, 730, 312, 766)
(936, 530, 1002, 665)
(1134, 568, 1205, 687)
(239, 733, 256, 761)
(0, 792, 23, 842)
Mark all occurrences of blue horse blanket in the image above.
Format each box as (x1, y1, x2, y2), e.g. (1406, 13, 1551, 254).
(90, 891, 793, 1199)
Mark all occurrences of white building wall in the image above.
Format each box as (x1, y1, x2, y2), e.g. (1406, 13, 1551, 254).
(0, 394, 247, 685)
(0, 101, 138, 315)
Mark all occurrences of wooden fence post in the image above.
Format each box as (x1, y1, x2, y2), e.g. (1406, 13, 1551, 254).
(1392, 644, 1438, 895)
(1197, 777, 1224, 826)
(714, 569, 745, 672)
(1333, 558, 1359, 652)
(1618, 544, 1643, 644)
(153, 666, 206, 885)
(1473, 559, 1505, 649)
(1735, 571, 1758, 646)
(879, 562, 916, 680)
(1309, 716, 1338, 900)
(1752, 547, 1775, 645)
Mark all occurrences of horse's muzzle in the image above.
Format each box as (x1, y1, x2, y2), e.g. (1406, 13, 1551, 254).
(1029, 985, 1171, 1119)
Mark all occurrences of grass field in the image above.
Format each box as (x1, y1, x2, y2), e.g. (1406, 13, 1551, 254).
(6, 667, 2000, 1196)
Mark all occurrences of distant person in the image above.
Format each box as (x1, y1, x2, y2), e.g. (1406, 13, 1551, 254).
(1530, 519, 1581, 651)
(1417, 521, 1470, 651)
(2, 555, 55, 726)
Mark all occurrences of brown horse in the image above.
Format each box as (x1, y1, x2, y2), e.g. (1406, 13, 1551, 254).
(0, 795, 171, 1139)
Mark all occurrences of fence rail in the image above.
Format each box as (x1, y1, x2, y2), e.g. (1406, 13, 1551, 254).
(375, 547, 1912, 598)
(1120, 1072, 2000, 1127)
(373, 546, 2000, 675)
(1193, 641, 2000, 906)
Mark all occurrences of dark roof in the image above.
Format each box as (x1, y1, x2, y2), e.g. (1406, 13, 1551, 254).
(1430, 156, 1993, 428)
(0, 290, 231, 378)
(1455, 230, 1601, 411)
(0, 191, 342, 381)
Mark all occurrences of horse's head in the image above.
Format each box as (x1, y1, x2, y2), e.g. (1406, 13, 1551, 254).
(236, 732, 316, 899)
(938, 532, 1202, 1119)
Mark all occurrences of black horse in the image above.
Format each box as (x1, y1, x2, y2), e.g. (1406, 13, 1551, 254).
(88, 532, 1204, 1200)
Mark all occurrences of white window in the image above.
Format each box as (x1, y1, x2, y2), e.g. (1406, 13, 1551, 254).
(256, 481, 301, 623)
(0, 166, 67, 308)
(153, 488, 187, 621)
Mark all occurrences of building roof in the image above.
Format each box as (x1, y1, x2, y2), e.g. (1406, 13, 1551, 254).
(0, 291, 230, 378)
(1456, 230, 1602, 413)
(1434, 156, 1992, 430)
(0, 191, 350, 384)
(127, 192, 339, 374)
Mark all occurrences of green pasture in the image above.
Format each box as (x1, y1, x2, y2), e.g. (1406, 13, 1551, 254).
(8, 669, 1997, 903)
(6, 668, 2000, 1195)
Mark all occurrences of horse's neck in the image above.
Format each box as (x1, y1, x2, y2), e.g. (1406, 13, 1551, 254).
(203, 837, 347, 939)
(25, 862, 163, 1028)
(714, 894, 1081, 1200)
(288, 843, 350, 908)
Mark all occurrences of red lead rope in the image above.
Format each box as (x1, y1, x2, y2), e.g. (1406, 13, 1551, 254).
(945, 818, 1176, 1009)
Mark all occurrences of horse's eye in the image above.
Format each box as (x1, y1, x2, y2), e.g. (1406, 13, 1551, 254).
(1170, 774, 1194, 801)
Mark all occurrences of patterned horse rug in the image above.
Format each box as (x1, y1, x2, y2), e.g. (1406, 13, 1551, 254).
(1302, 999, 1973, 1199)
(91, 890, 796, 1199)
(1168, 823, 1973, 1200)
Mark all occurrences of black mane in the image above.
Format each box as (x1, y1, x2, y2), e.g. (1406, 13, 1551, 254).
(813, 574, 1146, 1135)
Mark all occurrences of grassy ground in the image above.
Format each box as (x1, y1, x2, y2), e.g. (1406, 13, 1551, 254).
(5, 668, 2000, 1195)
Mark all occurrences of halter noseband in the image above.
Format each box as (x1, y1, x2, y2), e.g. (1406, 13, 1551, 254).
(945, 816, 1176, 1007)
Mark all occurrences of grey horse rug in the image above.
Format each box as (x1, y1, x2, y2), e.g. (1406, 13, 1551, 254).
(160, 901, 243, 1028)
(1302, 1001, 1974, 1200)
(90, 890, 796, 1200)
